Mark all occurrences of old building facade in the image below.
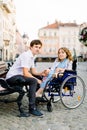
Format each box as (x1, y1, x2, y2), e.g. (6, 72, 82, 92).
(0, 0, 16, 61)
(38, 21, 87, 59)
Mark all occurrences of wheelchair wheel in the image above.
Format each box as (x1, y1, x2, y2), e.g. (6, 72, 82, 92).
(44, 80, 60, 103)
(60, 75, 86, 109)
(47, 101, 53, 112)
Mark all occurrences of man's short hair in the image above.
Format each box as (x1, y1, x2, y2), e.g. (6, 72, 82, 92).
(30, 39, 42, 47)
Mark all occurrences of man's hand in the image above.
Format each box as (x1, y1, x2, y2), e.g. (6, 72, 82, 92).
(41, 69, 50, 76)
(37, 79, 42, 84)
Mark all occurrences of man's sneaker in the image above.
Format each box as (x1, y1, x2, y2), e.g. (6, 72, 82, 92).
(29, 108, 43, 117)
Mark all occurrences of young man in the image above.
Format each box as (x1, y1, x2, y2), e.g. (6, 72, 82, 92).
(6, 39, 43, 117)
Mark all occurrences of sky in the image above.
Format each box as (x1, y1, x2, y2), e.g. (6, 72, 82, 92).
(14, 0, 87, 41)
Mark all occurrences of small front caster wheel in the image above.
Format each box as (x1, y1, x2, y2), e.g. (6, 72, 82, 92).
(47, 101, 53, 112)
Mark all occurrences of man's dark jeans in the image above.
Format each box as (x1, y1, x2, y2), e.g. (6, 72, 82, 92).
(6, 75, 37, 108)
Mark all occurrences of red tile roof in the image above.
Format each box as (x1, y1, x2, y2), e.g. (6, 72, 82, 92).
(40, 21, 78, 29)
(43, 21, 59, 29)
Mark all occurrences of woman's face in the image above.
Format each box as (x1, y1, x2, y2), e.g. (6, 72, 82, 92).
(58, 49, 67, 61)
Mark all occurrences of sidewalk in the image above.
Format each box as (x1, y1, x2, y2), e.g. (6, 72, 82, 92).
(0, 62, 87, 130)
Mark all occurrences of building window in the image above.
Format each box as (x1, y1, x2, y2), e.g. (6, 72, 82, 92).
(49, 32, 52, 36)
(63, 37, 65, 43)
(54, 32, 57, 36)
(49, 48, 52, 52)
(44, 32, 46, 36)
(68, 38, 70, 43)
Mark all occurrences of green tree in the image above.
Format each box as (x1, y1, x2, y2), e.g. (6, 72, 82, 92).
(79, 27, 87, 46)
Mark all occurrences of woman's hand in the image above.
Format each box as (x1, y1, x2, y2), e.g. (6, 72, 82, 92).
(55, 68, 65, 73)
(41, 69, 50, 76)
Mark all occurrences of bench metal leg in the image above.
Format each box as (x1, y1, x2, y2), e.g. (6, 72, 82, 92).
(17, 90, 30, 117)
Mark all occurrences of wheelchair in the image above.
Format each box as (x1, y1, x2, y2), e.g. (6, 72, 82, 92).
(36, 70, 86, 112)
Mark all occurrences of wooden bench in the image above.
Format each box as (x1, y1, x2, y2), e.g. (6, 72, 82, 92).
(0, 61, 29, 117)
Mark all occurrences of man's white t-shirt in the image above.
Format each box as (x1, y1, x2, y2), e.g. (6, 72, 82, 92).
(6, 50, 35, 79)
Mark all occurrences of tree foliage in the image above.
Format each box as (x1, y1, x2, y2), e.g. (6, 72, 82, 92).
(79, 27, 87, 46)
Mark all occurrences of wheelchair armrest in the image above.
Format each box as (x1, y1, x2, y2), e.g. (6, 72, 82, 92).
(64, 69, 77, 75)
(64, 69, 76, 73)
(52, 73, 64, 78)
(58, 73, 64, 77)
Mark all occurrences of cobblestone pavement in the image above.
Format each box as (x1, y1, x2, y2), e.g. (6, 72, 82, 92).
(0, 62, 87, 130)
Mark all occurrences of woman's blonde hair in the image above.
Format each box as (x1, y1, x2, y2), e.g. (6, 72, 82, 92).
(58, 47, 73, 61)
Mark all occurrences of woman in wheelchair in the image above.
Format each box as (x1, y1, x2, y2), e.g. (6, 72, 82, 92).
(36, 47, 73, 97)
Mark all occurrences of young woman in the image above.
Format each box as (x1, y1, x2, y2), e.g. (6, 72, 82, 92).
(36, 47, 73, 97)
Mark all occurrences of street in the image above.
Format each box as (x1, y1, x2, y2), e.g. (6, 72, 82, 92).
(0, 62, 87, 130)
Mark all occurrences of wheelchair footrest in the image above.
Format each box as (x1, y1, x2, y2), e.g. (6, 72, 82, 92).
(36, 96, 48, 103)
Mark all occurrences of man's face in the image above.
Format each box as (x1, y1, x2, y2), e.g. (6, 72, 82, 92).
(30, 44, 42, 55)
